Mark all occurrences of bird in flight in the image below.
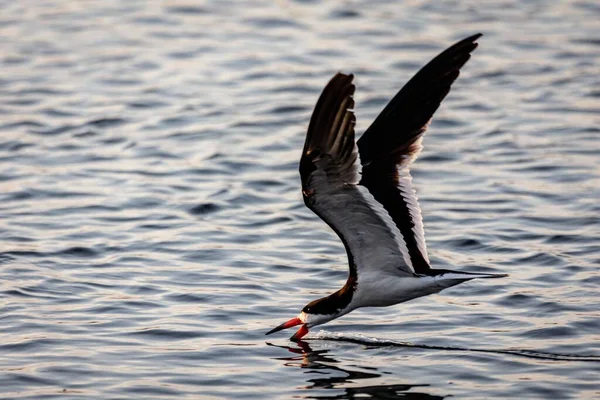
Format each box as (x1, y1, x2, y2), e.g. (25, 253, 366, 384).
(266, 33, 506, 341)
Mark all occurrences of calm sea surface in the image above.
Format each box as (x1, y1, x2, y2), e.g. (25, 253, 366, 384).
(1, 1, 599, 398)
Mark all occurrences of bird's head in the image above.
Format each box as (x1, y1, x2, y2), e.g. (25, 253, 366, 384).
(265, 297, 344, 341)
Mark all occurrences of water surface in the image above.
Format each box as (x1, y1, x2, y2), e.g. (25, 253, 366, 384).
(1, 0, 599, 398)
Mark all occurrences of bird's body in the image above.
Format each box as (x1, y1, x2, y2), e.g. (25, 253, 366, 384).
(267, 33, 507, 341)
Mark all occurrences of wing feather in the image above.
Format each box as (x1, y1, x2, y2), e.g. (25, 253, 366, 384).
(300, 73, 415, 279)
(357, 34, 483, 274)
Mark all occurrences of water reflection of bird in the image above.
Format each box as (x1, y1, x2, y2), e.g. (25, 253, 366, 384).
(267, 34, 507, 341)
(268, 341, 445, 399)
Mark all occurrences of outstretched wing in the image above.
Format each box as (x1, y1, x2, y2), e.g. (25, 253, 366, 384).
(300, 73, 415, 279)
(357, 33, 483, 274)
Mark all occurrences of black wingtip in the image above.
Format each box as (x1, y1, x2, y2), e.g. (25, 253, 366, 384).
(449, 33, 483, 55)
(357, 32, 485, 166)
(459, 33, 483, 44)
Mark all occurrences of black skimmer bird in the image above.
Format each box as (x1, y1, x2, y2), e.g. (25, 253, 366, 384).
(266, 33, 507, 342)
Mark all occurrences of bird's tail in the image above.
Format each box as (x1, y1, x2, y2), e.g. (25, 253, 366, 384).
(428, 269, 508, 289)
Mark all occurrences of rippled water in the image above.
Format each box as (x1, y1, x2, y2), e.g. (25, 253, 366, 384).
(1, 1, 599, 398)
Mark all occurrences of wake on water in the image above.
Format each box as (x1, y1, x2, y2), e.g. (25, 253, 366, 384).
(307, 331, 600, 363)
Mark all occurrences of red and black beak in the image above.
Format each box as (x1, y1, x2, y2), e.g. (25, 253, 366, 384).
(266, 317, 309, 341)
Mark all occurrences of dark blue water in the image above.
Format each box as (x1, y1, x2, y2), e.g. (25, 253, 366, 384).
(1, 1, 599, 398)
